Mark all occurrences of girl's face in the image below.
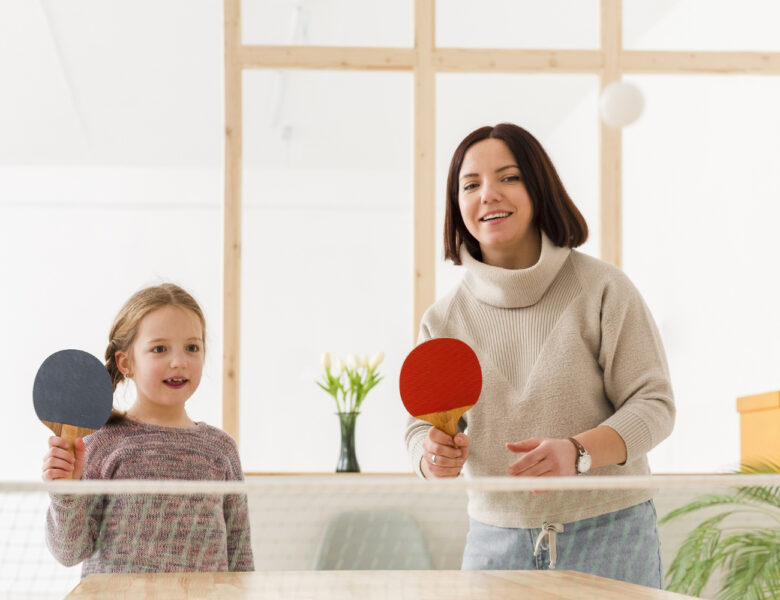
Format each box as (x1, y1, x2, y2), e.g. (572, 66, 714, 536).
(458, 138, 539, 268)
(120, 305, 204, 411)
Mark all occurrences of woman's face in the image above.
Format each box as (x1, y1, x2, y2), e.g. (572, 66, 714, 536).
(457, 138, 538, 268)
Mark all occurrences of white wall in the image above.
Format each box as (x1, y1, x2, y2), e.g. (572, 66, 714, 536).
(1, 167, 225, 479)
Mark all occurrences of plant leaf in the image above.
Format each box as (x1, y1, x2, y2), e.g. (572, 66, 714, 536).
(665, 511, 734, 596)
(734, 485, 780, 510)
(715, 530, 780, 600)
(660, 495, 745, 524)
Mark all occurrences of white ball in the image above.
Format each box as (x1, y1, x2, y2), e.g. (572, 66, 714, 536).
(599, 81, 645, 128)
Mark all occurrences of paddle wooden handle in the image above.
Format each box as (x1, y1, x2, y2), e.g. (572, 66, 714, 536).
(417, 405, 473, 438)
(59, 424, 79, 481)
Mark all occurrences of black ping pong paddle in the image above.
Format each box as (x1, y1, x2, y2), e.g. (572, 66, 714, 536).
(33, 349, 114, 479)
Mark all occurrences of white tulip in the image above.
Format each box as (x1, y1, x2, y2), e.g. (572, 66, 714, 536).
(361, 355, 369, 368)
(369, 352, 385, 370)
(346, 354, 359, 370)
(334, 358, 345, 375)
(321, 352, 331, 370)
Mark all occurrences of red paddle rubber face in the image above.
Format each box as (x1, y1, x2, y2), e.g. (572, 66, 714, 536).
(399, 338, 482, 436)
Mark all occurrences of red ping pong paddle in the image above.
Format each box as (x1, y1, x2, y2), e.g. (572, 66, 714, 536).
(399, 338, 482, 437)
(33, 349, 114, 479)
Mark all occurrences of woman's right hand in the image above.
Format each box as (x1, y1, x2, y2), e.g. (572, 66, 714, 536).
(42, 436, 85, 481)
(421, 428, 469, 478)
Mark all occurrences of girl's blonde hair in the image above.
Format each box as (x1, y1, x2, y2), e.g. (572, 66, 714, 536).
(105, 283, 206, 391)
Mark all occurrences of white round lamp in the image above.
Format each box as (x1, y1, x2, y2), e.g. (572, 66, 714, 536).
(599, 81, 645, 128)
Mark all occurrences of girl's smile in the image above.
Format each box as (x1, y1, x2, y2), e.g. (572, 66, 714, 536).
(163, 377, 189, 389)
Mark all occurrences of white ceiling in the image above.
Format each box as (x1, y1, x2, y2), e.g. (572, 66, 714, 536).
(1, 0, 223, 166)
(0, 0, 683, 168)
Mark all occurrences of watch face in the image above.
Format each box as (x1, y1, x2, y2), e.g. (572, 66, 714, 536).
(578, 454, 592, 474)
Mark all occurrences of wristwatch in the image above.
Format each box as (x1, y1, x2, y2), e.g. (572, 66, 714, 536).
(568, 437, 592, 474)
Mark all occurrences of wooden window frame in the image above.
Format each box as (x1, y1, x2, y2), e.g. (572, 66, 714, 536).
(222, 0, 780, 443)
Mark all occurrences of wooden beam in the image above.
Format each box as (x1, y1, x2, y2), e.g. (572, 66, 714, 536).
(239, 45, 415, 70)
(234, 45, 780, 76)
(223, 0, 242, 443)
(434, 48, 603, 72)
(600, 0, 622, 268)
(413, 0, 436, 342)
(622, 50, 780, 74)
(237, 46, 605, 74)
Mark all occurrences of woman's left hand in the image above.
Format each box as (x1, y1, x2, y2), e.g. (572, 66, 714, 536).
(506, 437, 577, 477)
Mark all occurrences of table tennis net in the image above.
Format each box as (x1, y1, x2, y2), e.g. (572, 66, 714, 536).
(1, 474, 778, 599)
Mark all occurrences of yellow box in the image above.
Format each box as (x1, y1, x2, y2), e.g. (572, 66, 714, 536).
(737, 390, 780, 469)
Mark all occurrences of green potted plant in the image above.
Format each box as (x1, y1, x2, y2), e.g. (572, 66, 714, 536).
(660, 462, 780, 599)
(317, 352, 384, 473)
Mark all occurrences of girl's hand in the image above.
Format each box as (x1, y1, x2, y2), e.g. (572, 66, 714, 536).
(506, 437, 577, 477)
(421, 428, 469, 478)
(42, 436, 85, 481)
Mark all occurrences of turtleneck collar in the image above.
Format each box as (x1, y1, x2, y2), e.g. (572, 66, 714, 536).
(460, 231, 571, 308)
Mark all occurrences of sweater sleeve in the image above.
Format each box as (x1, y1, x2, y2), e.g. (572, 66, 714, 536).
(45, 494, 103, 567)
(403, 317, 435, 478)
(224, 493, 254, 571)
(596, 272, 676, 463)
(223, 440, 254, 572)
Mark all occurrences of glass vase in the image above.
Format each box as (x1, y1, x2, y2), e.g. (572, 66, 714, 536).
(335, 411, 360, 473)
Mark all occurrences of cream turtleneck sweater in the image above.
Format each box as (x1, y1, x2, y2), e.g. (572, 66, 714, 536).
(404, 232, 675, 528)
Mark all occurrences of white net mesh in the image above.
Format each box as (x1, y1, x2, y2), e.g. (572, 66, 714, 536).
(1, 474, 778, 599)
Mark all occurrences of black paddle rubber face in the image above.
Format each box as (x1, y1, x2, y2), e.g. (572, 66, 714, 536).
(33, 349, 114, 430)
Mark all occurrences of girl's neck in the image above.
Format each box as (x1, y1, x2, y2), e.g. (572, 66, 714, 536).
(126, 402, 196, 428)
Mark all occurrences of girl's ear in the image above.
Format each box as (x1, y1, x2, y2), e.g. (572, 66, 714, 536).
(115, 350, 131, 377)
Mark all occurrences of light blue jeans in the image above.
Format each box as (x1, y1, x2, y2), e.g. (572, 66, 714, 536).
(461, 500, 663, 588)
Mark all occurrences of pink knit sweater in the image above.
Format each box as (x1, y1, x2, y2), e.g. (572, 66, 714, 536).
(46, 418, 254, 576)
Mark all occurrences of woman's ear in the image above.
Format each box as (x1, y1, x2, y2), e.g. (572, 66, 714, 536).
(115, 350, 131, 377)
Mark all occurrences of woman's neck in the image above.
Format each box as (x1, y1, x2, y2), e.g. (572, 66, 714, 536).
(126, 401, 195, 428)
(480, 228, 542, 269)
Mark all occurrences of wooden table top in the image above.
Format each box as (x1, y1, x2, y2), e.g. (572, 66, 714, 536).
(67, 569, 698, 599)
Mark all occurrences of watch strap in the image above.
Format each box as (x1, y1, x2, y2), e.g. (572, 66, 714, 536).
(568, 437, 586, 456)
(568, 437, 587, 473)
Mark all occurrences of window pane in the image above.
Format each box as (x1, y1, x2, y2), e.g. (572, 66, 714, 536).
(436, 74, 600, 297)
(624, 0, 780, 51)
(241, 70, 413, 472)
(437, 0, 600, 49)
(623, 75, 780, 472)
(242, 0, 413, 47)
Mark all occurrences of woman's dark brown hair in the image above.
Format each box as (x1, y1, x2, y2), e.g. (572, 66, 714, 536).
(444, 123, 588, 264)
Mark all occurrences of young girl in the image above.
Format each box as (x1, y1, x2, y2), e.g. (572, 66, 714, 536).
(42, 283, 254, 575)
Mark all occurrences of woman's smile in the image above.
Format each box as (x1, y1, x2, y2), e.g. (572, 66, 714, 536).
(479, 210, 513, 225)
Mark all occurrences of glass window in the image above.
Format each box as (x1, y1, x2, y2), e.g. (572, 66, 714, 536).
(241, 70, 413, 472)
(624, 0, 780, 51)
(437, 0, 600, 49)
(242, 0, 413, 47)
(623, 74, 780, 472)
(435, 73, 600, 297)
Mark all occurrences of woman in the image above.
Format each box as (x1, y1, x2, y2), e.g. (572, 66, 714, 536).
(404, 123, 674, 587)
